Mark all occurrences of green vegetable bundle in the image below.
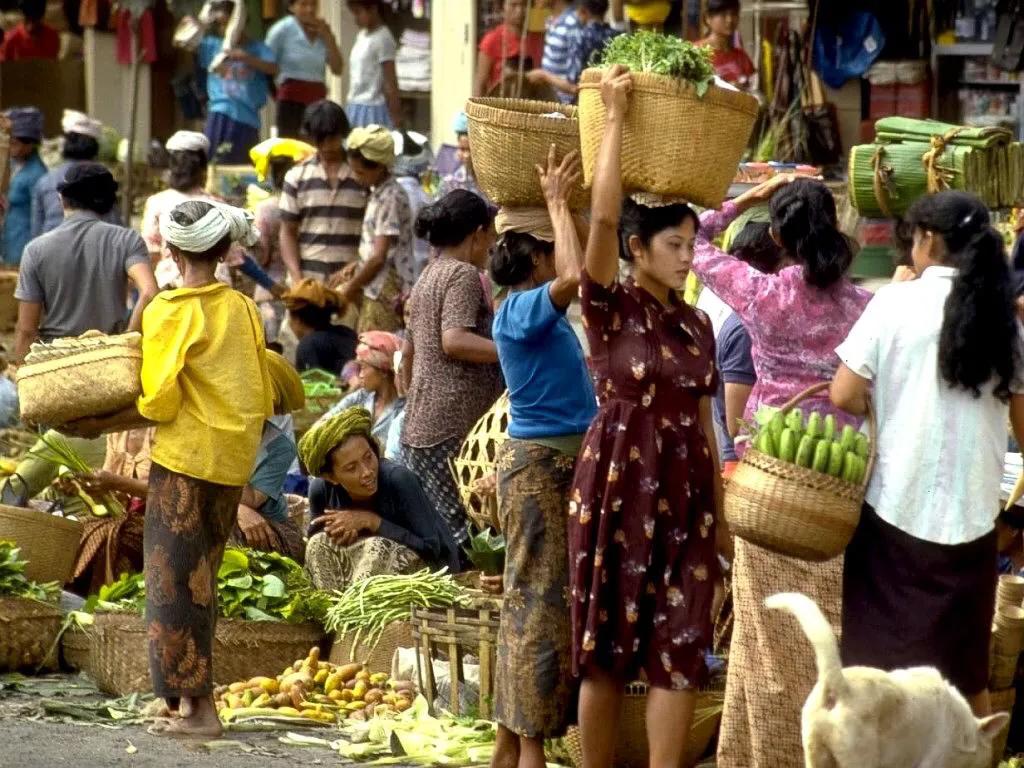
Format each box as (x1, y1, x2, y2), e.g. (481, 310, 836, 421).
(218, 547, 329, 624)
(0, 540, 59, 603)
(324, 569, 468, 651)
(301, 369, 343, 403)
(750, 407, 869, 485)
(29, 433, 125, 517)
(599, 31, 715, 96)
(83, 571, 146, 614)
(874, 116, 1012, 149)
(465, 528, 505, 576)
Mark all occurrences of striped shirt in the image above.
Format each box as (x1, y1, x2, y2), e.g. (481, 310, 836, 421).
(542, 7, 580, 104)
(279, 155, 368, 277)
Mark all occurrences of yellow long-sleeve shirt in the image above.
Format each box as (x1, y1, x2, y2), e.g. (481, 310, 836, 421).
(138, 283, 272, 487)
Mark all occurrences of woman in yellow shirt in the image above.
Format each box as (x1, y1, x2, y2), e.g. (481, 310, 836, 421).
(67, 200, 272, 737)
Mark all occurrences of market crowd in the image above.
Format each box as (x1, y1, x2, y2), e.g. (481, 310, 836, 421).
(0, 0, 1023, 765)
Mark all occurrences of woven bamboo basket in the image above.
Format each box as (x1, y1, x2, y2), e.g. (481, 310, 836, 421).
(990, 651, 1019, 690)
(564, 685, 724, 768)
(329, 620, 413, 673)
(724, 383, 876, 562)
(212, 619, 326, 684)
(0, 504, 83, 584)
(91, 611, 150, 695)
(991, 686, 1016, 714)
(577, 69, 759, 208)
(61, 625, 92, 673)
(0, 597, 61, 671)
(452, 392, 511, 533)
(410, 603, 501, 719)
(18, 332, 143, 426)
(466, 98, 588, 209)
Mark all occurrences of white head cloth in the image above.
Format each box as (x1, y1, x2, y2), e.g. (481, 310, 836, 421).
(159, 202, 260, 253)
(61, 109, 103, 139)
(165, 130, 210, 155)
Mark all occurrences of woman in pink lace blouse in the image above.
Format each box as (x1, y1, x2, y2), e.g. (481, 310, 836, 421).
(692, 176, 871, 768)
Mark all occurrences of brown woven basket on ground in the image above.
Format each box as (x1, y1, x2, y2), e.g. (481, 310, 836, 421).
(0, 270, 19, 332)
(577, 69, 759, 208)
(724, 383, 876, 562)
(466, 98, 588, 209)
(329, 620, 413, 673)
(91, 611, 150, 695)
(0, 504, 83, 584)
(0, 597, 61, 671)
(61, 625, 92, 673)
(18, 332, 142, 426)
(564, 685, 723, 768)
(213, 619, 326, 684)
(452, 393, 510, 533)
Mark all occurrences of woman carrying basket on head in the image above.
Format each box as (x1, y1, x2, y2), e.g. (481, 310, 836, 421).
(568, 65, 726, 768)
(831, 191, 1024, 720)
(691, 176, 870, 768)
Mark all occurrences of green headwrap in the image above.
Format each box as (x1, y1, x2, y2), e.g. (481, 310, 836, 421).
(298, 406, 373, 476)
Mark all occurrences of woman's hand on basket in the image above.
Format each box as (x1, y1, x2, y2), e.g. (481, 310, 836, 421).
(600, 64, 632, 117)
(734, 173, 795, 211)
(323, 509, 381, 547)
(479, 573, 503, 595)
(537, 145, 581, 208)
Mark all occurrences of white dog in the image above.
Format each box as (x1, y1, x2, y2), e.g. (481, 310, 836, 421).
(765, 592, 1009, 768)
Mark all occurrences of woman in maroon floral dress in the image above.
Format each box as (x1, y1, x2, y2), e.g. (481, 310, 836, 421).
(569, 65, 725, 768)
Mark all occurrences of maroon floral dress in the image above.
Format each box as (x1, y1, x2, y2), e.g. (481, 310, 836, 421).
(569, 272, 720, 690)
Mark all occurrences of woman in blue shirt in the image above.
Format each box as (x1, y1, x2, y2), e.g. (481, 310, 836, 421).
(488, 147, 595, 768)
(2, 107, 47, 265)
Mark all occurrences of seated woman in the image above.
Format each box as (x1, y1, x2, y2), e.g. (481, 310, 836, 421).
(284, 278, 358, 373)
(299, 406, 460, 591)
(319, 331, 404, 448)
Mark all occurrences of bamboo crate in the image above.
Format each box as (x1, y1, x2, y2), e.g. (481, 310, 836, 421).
(452, 393, 510, 534)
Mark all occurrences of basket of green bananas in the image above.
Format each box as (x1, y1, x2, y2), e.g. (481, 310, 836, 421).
(724, 382, 876, 562)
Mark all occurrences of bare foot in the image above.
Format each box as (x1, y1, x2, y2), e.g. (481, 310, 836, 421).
(147, 696, 222, 738)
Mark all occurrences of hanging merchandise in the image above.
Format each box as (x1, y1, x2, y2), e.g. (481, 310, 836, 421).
(991, 0, 1024, 71)
(813, 10, 885, 89)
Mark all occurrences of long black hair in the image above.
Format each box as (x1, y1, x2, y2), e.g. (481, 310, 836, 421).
(168, 149, 208, 192)
(769, 178, 853, 290)
(906, 191, 1018, 401)
(490, 231, 554, 287)
(415, 189, 494, 248)
(619, 197, 699, 262)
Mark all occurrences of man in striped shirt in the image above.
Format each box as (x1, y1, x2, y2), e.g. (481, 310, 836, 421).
(538, 0, 579, 104)
(279, 100, 368, 287)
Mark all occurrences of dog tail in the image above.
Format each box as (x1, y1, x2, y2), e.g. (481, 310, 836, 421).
(765, 592, 846, 702)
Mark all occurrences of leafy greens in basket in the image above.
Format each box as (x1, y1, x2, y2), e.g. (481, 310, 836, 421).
(598, 31, 716, 96)
(0, 540, 60, 602)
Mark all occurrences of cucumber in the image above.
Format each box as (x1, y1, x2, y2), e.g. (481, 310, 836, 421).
(779, 428, 797, 463)
(769, 411, 785, 442)
(812, 439, 830, 473)
(822, 414, 836, 442)
(806, 412, 823, 439)
(854, 432, 869, 460)
(841, 451, 862, 483)
(839, 425, 857, 454)
(795, 435, 815, 468)
(755, 430, 776, 457)
(786, 408, 804, 434)
(827, 442, 845, 477)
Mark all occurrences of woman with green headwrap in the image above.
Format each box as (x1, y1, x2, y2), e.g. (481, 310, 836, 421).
(299, 406, 460, 590)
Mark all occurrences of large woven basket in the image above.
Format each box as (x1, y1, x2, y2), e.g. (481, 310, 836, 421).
(466, 98, 588, 209)
(0, 597, 61, 671)
(329, 620, 413, 673)
(213, 619, 326, 684)
(90, 611, 150, 695)
(724, 383, 876, 562)
(0, 504, 83, 584)
(452, 392, 511, 533)
(18, 332, 143, 427)
(61, 625, 92, 674)
(577, 69, 759, 208)
(564, 685, 723, 768)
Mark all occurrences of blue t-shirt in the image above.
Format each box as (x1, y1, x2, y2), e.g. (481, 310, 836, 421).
(249, 421, 297, 523)
(493, 284, 596, 439)
(198, 36, 274, 128)
(265, 14, 327, 85)
(713, 312, 756, 462)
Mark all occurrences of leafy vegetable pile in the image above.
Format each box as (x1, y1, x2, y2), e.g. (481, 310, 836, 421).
(302, 369, 343, 402)
(0, 540, 59, 602)
(83, 572, 146, 614)
(218, 547, 329, 624)
(465, 529, 505, 576)
(599, 31, 716, 96)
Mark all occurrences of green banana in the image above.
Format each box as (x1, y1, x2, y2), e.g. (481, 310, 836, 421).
(827, 442, 845, 477)
(841, 452, 866, 484)
(769, 411, 785, 442)
(806, 412, 823, 439)
(854, 433, 869, 460)
(839, 425, 857, 454)
(754, 430, 776, 457)
(779, 428, 797, 463)
(812, 439, 830, 473)
(754, 406, 779, 428)
(795, 435, 815, 468)
(822, 414, 836, 442)
(786, 408, 804, 434)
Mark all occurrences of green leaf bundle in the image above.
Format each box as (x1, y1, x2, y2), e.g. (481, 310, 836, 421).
(0, 540, 59, 603)
(217, 547, 328, 625)
(598, 31, 715, 96)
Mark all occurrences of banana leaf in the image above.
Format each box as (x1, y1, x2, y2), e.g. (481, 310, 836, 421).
(874, 116, 1013, 149)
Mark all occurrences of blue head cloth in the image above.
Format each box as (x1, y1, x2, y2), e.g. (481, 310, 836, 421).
(4, 107, 43, 143)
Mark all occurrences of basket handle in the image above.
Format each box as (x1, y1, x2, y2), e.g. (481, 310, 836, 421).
(774, 381, 877, 491)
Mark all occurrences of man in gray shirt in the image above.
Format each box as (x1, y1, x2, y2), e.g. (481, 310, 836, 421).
(13, 163, 158, 363)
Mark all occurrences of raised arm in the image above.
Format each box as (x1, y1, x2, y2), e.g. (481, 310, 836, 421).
(586, 65, 632, 287)
(538, 146, 584, 309)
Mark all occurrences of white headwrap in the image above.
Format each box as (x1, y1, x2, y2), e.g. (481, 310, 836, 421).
(165, 130, 210, 155)
(159, 202, 260, 253)
(61, 109, 103, 139)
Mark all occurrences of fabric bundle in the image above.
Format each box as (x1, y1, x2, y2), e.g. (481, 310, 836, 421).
(396, 29, 431, 92)
(849, 117, 1023, 218)
(298, 406, 373, 476)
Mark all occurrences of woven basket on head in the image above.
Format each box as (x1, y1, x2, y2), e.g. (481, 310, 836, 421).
(0, 504, 83, 585)
(90, 611, 150, 695)
(0, 597, 61, 672)
(61, 625, 92, 674)
(329, 620, 413, 673)
(564, 685, 723, 768)
(213, 619, 326, 684)
(577, 69, 759, 208)
(452, 392, 511, 534)
(18, 332, 142, 427)
(466, 99, 588, 209)
(724, 383, 877, 562)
